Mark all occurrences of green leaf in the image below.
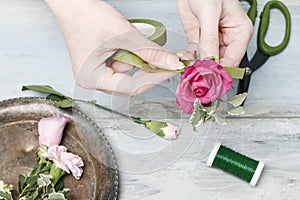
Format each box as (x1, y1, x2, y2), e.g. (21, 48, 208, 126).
(30, 164, 41, 176)
(26, 175, 38, 186)
(223, 67, 245, 79)
(48, 192, 66, 200)
(212, 113, 229, 125)
(46, 184, 55, 194)
(62, 188, 70, 196)
(227, 106, 246, 116)
(0, 191, 13, 200)
(190, 107, 207, 131)
(19, 175, 26, 192)
(54, 179, 64, 192)
(22, 85, 64, 97)
(42, 165, 52, 172)
(202, 103, 217, 116)
(46, 94, 67, 102)
(39, 174, 52, 186)
(32, 190, 39, 200)
(37, 178, 47, 187)
(227, 92, 248, 107)
(54, 99, 74, 108)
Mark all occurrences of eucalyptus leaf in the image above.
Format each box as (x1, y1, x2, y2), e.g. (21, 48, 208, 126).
(227, 106, 246, 116)
(22, 85, 64, 97)
(227, 92, 248, 107)
(54, 99, 74, 108)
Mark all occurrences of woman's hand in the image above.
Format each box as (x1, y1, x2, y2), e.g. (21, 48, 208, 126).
(177, 0, 254, 67)
(46, 0, 182, 96)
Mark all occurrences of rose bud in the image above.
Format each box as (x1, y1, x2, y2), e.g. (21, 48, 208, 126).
(38, 114, 71, 147)
(143, 120, 180, 140)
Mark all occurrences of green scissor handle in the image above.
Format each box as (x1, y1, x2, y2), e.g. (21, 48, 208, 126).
(240, 0, 258, 25)
(258, 0, 291, 56)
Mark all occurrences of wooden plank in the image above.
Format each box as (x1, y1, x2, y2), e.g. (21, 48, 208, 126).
(0, 1, 300, 199)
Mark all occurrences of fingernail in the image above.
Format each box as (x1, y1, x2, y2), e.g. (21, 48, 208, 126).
(167, 55, 185, 70)
(176, 61, 185, 70)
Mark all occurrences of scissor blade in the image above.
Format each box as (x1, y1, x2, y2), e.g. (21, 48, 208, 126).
(237, 74, 251, 95)
(249, 50, 270, 72)
(240, 52, 250, 67)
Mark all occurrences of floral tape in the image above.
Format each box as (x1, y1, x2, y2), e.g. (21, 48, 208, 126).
(112, 19, 245, 79)
(129, 18, 167, 46)
(111, 18, 174, 73)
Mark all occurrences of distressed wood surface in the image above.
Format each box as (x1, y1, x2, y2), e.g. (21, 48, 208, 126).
(1, 0, 300, 199)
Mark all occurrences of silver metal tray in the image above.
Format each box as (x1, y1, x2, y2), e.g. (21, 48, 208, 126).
(0, 97, 118, 200)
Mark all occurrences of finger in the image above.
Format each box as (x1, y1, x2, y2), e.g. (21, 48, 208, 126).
(104, 28, 183, 71)
(110, 61, 134, 73)
(176, 0, 200, 45)
(219, 38, 251, 67)
(128, 32, 184, 71)
(97, 67, 177, 96)
(176, 49, 195, 60)
(196, 2, 222, 59)
(219, 1, 254, 67)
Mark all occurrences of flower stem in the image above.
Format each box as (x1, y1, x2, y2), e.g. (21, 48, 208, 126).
(74, 99, 132, 119)
(18, 185, 30, 199)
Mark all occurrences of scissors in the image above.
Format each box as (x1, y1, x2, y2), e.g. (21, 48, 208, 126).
(237, 0, 291, 95)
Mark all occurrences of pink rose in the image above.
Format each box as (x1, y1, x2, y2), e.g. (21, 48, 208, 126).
(42, 145, 84, 180)
(38, 114, 71, 147)
(176, 59, 232, 114)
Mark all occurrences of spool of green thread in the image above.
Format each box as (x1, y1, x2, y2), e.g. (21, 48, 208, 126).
(207, 142, 264, 186)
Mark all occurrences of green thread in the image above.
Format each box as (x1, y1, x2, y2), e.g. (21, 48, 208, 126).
(209, 144, 262, 185)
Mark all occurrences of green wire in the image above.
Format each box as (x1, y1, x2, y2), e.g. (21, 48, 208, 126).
(212, 145, 259, 183)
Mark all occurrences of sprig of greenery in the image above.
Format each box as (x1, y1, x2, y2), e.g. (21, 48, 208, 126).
(17, 162, 68, 200)
(190, 93, 247, 131)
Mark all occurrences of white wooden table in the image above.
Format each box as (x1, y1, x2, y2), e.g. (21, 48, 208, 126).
(1, 0, 300, 199)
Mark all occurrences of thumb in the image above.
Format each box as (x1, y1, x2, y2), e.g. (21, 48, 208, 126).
(197, 3, 221, 59)
(128, 31, 184, 71)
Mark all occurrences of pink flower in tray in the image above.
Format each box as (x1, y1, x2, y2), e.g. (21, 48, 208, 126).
(176, 59, 232, 114)
(38, 114, 71, 147)
(42, 145, 84, 180)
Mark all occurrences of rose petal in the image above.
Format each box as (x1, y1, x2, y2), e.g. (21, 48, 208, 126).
(176, 59, 233, 111)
